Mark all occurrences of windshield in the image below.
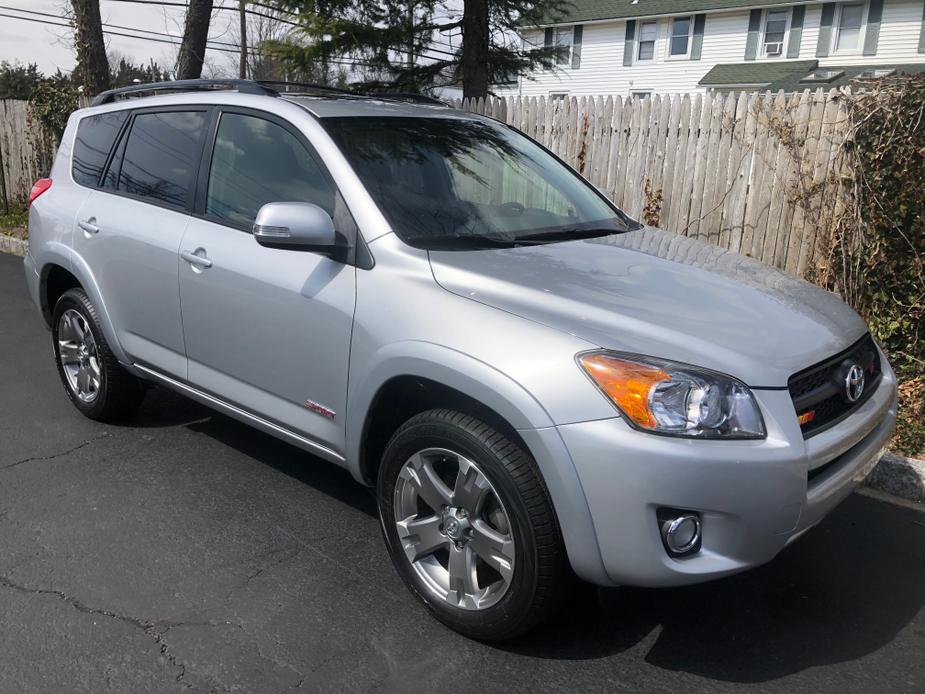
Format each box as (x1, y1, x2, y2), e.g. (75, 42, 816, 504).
(323, 116, 638, 249)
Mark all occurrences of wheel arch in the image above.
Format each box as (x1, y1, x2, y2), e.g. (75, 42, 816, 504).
(40, 249, 131, 366)
(347, 342, 612, 585)
(346, 342, 555, 486)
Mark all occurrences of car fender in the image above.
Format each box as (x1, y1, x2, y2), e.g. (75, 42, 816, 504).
(345, 339, 613, 585)
(42, 244, 132, 367)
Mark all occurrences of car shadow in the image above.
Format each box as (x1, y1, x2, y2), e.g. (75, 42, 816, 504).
(124, 386, 378, 517)
(125, 386, 924, 684)
(499, 493, 925, 682)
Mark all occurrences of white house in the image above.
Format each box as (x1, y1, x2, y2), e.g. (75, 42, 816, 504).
(499, 0, 925, 96)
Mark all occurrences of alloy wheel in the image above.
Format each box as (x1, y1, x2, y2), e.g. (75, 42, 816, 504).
(57, 308, 101, 403)
(393, 447, 516, 611)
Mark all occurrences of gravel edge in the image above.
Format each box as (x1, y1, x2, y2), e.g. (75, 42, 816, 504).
(0, 235, 28, 257)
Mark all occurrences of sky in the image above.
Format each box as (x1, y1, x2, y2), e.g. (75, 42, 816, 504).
(0, 1, 244, 77)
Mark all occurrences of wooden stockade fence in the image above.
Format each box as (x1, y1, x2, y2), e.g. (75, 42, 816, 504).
(2, 91, 853, 279)
(0, 100, 56, 212)
(454, 90, 853, 279)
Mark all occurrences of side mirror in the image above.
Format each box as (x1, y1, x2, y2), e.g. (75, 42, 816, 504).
(253, 202, 337, 253)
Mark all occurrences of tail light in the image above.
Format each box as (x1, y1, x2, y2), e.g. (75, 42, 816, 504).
(29, 178, 52, 205)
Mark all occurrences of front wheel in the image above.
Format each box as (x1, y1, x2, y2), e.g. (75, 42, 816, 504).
(377, 409, 569, 640)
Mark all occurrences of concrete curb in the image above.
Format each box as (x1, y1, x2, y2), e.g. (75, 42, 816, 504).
(0, 236, 28, 257)
(1, 238, 922, 504)
(866, 452, 925, 504)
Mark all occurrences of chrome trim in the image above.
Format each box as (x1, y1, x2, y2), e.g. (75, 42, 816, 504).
(134, 364, 346, 464)
(664, 514, 701, 554)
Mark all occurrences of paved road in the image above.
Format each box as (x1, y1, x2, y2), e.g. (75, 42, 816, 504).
(1, 251, 923, 693)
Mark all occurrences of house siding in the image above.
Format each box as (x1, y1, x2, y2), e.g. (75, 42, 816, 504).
(498, 0, 925, 95)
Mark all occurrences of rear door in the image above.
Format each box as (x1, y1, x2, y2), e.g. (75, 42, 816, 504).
(73, 107, 209, 376)
(178, 108, 357, 453)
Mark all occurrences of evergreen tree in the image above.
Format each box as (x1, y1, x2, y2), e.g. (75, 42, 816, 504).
(261, 0, 566, 96)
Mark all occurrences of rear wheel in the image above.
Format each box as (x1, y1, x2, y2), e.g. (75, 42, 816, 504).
(377, 409, 568, 640)
(52, 288, 145, 421)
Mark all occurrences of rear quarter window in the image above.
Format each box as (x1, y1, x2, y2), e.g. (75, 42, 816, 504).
(71, 111, 128, 187)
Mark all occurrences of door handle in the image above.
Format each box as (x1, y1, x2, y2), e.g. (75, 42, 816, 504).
(181, 249, 213, 269)
(78, 219, 100, 234)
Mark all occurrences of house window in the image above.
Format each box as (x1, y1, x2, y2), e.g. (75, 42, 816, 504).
(637, 21, 657, 61)
(669, 17, 692, 57)
(631, 91, 652, 100)
(834, 3, 865, 52)
(763, 9, 789, 57)
(555, 26, 573, 65)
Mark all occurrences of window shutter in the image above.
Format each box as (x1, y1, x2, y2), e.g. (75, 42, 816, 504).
(817, 3, 836, 57)
(571, 25, 584, 68)
(744, 9, 762, 60)
(787, 5, 805, 58)
(920, 0, 925, 53)
(863, 0, 884, 55)
(691, 14, 706, 60)
(623, 20, 636, 66)
(544, 27, 554, 47)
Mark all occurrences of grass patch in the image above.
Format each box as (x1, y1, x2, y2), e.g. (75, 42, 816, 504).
(0, 203, 28, 239)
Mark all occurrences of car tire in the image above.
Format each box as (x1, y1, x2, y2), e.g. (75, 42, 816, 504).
(52, 288, 145, 421)
(378, 408, 569, 640)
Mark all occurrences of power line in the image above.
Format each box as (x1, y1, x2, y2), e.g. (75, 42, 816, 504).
(0, 5, 253, 53)
(101, 0, 302, 27)
(0, 5, 458, 73)
(0, 9, 388, 69)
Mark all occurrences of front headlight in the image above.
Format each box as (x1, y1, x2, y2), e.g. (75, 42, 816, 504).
(578, 351, 766, 439)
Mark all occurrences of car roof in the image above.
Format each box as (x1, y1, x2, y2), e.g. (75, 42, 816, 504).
(79, 86, 482, 123)
(281, 94, 478, 120)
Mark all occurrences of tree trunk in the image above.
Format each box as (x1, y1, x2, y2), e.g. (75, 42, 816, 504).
(177, 0, 214, 80)
(70, 0, 110, 95)
(460, 0, 489, 99)
(238, 0, 248, 79)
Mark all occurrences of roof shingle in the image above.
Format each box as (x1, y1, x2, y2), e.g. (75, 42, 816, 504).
(539, 0, 809, 25)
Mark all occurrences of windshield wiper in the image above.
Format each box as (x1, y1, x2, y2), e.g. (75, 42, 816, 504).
(413, 233, 521, 249)
(514, 227, 626, 243)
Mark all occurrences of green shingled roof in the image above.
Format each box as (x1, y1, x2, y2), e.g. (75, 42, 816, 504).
(699, 60, 818, 87)
(699, 60, 925, 90)
(539, 0, 808, 24)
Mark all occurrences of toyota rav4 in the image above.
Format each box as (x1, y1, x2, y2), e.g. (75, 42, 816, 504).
(23, 79, 897, 640)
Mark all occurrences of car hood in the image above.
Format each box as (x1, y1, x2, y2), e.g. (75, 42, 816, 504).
(428, 227, 867, 387)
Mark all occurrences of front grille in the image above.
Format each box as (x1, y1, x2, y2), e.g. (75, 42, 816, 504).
(788, 334, 881, 437)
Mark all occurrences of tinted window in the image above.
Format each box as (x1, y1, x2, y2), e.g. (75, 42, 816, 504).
(118, 111, 206, 209)
(206, 113, 335, 227)
(324, 117, 635, 249)
(72, 111, 128, 187)
(102, 128, 127, 191)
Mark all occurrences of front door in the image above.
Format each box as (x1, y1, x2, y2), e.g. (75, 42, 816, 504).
(178, 109, 356, 453)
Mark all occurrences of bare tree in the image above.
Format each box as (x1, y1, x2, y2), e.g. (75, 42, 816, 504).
(177, 0, 214, 79)
(71, 0, 110, 94)
(223, 4, 298, 82)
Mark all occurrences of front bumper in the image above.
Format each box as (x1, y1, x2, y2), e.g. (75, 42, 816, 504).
(556, 356, 897, 587)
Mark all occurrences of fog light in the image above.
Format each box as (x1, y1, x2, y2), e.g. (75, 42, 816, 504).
(658, 510, 701, 556)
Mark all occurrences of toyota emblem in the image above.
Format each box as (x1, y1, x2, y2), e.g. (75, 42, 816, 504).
(844, 363, 865, 403)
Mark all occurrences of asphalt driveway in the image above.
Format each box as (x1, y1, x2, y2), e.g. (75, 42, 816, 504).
(1, 251, 923, 693)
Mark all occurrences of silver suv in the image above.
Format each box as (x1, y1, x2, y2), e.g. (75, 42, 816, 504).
(24, 80, 897, 640)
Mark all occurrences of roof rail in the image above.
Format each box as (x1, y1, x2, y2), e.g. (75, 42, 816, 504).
(90, 79, 279, 106)
(366, 92, 449, 106)
(90, 78, 452, 108)
(255, 80, 356, 96)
